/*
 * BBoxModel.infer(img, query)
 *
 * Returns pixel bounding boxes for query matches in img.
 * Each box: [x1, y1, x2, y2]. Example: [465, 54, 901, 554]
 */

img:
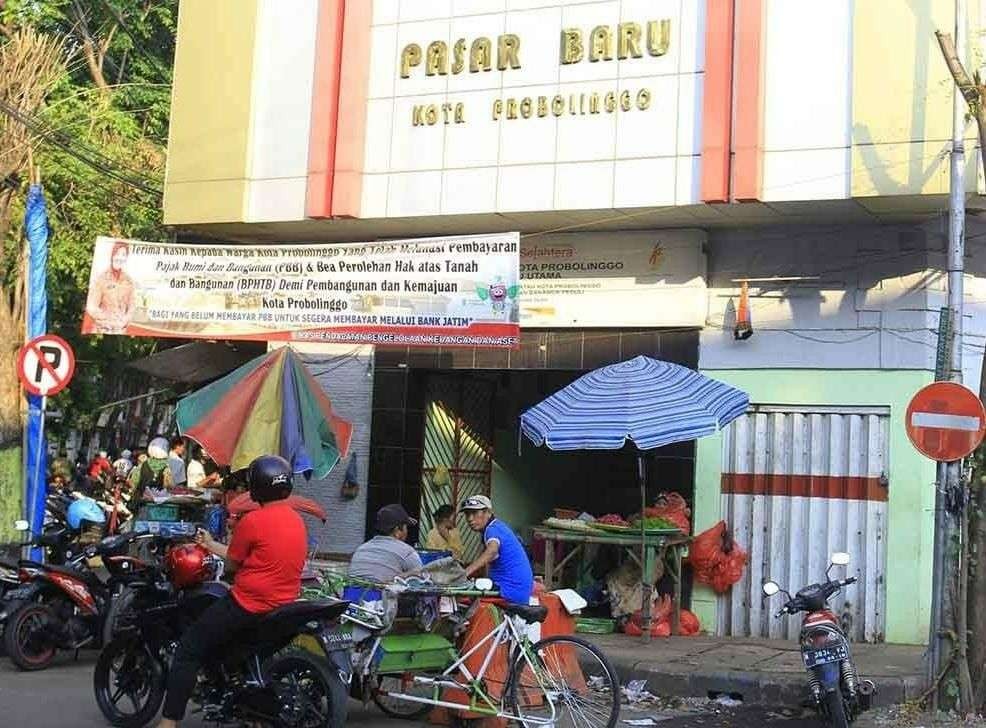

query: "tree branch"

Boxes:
[936, 31, 980, 104]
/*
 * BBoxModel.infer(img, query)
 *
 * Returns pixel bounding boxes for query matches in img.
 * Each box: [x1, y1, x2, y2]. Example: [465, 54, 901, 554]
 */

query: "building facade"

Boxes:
[164, 0, 986, 645]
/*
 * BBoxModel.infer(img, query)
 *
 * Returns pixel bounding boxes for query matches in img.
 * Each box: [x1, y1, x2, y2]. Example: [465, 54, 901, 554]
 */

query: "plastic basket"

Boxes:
[576, 617, 616, 634]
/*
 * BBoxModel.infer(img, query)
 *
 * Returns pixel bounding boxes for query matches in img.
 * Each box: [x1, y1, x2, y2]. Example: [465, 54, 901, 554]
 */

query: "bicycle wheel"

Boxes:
[508, 635, 620, 728]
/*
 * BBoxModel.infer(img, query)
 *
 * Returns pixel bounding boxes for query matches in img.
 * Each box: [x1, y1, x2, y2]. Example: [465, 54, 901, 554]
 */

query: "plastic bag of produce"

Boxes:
[646, 492, 691, 533]
[689, 521, 748, 593]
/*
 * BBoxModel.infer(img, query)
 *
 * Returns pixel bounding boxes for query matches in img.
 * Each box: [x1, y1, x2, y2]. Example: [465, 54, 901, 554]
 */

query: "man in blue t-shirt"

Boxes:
[461, 495, 533, 604]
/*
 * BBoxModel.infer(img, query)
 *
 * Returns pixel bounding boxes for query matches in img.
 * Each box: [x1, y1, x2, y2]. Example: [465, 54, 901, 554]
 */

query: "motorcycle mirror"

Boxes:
[474, 577, 494, 591]
[830, 552, 851, 567]
[13, 520, 29, 532]
[762, 581, 781, 597]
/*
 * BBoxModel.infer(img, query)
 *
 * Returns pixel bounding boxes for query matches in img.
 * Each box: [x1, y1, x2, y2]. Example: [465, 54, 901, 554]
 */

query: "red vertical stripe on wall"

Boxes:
[700, 0, 736, 203]
[330, 0, 373, 218]
[731, 0, 765, 202]
[305, 0, 347, 219]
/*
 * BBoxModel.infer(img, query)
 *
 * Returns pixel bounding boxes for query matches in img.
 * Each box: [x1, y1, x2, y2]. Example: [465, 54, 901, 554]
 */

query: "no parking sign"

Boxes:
[17, 334, 76, 397]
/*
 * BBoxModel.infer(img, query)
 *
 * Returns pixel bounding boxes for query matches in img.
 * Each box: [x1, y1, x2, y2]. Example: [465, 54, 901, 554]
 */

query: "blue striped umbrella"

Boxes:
[520, 355, 750, 451]
[520, 355, 749, 640]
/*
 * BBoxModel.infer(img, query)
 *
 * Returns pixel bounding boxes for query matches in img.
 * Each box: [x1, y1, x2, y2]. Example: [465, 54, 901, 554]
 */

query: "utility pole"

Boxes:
[929, 0, 973, 710]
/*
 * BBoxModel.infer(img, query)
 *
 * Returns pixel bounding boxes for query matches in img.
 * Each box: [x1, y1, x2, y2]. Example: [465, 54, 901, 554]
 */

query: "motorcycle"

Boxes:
[762, 552, 875, 727]
[93, 545, 351, 728]
[1, 524, 162, 671]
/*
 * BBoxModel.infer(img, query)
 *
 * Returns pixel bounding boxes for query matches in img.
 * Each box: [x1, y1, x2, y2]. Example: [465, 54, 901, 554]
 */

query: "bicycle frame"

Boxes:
[370, 615, 558, 726]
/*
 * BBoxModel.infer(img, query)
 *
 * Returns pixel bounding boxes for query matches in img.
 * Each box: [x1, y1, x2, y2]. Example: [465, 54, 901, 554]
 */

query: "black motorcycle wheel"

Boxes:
[823, 689, 850, 728]
[267, 650, 348, 728]
[102, 586, 137, 647]
[3, 601, 57, 670]
[93, 637, 166, 728]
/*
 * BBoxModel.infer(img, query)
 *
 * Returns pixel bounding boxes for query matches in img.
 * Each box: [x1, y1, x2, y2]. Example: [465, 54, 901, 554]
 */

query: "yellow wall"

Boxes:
[852, 0, 979, 197]
[163, 0, 260, 224]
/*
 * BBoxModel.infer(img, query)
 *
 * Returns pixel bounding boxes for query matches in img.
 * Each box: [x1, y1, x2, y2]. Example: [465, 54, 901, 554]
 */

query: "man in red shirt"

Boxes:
[158, 455, 307, 727]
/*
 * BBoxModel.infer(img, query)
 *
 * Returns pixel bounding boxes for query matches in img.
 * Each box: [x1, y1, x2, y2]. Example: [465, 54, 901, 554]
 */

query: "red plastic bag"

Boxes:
[622, 608, 700, 637]
[679, 609, 701, 636]
[623, 619, 671, 637]
[644, 492, 691, 533]
[689, 521, 748, 593]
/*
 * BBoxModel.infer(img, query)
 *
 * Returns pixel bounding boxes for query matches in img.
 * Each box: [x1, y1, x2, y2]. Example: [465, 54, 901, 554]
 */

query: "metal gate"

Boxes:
[718, 405, 890, 643]
[420, 374, 495, 562]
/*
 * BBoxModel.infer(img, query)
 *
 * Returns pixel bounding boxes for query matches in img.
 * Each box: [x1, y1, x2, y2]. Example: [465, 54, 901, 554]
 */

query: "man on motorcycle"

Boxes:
[157, 455, 307, 728]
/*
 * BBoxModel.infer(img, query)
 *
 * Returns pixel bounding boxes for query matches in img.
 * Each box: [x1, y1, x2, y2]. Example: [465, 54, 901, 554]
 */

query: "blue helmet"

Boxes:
[67, 498, 106, 530]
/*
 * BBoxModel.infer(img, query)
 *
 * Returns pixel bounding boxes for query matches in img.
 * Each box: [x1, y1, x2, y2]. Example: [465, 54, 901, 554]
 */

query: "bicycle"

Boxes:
[343, 588, 621, 728]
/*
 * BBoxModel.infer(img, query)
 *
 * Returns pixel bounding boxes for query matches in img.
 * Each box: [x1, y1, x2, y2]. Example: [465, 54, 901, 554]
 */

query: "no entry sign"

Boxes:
[17, 334, 76, 397]
[906, 381, 986, 461]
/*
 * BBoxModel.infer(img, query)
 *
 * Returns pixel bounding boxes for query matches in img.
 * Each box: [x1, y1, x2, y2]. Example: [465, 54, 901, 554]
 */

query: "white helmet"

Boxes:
[147, 437, 169, 459]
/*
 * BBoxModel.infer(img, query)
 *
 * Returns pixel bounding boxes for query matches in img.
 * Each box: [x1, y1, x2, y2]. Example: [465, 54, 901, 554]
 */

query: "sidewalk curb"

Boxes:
[611, 654, 924, 708]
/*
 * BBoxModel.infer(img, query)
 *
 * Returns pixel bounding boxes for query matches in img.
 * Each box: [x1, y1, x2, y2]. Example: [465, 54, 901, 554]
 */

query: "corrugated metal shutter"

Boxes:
[717, 405, 889, 643]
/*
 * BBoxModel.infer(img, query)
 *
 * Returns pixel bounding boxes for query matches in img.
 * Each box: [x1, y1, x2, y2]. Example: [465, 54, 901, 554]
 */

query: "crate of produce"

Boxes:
[576, 617, 616, 634]
[145, 504, 181, 522]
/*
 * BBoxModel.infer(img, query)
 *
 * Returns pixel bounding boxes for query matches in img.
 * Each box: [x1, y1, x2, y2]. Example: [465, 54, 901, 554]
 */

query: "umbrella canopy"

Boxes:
[176, 347, 353, 478]
[227, 493, 328, 521]
[520, 355, 749, 452]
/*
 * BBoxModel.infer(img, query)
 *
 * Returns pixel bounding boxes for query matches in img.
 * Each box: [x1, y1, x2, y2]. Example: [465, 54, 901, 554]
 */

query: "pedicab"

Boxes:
[304, 564, 622, 728]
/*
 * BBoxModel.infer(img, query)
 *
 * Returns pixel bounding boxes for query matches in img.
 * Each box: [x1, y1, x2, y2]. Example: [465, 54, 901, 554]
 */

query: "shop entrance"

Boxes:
[367, 329, 700, 574]
[420, 373, 495, 561]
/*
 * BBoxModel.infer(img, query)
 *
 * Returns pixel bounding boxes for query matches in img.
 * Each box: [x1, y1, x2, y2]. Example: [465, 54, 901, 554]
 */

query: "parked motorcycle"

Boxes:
[762, 552, 875, 728]
[1, 525, 161, 671]
[93, 543, 351, 727]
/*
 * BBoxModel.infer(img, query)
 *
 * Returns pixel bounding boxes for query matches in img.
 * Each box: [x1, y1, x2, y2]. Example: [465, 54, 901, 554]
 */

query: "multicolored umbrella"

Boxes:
[176, 347, 353, 478]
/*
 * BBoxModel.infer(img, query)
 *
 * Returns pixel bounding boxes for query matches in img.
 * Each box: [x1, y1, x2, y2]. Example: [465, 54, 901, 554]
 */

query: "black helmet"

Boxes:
[247, 455, 293, 504]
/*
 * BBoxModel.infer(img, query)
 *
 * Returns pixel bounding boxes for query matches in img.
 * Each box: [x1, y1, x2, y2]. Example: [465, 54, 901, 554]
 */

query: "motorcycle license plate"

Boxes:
[803, 644, 848, 668]
[322, 628, 354, 651]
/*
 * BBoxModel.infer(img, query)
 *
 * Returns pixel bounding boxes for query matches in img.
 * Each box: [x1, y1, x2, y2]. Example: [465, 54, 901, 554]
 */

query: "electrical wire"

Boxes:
[0, 98, 164, 190]
[0, 99, 162, 197]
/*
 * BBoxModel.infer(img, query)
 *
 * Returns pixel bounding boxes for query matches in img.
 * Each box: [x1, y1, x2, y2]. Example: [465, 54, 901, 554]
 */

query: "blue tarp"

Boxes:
[24, 184, 49, 557]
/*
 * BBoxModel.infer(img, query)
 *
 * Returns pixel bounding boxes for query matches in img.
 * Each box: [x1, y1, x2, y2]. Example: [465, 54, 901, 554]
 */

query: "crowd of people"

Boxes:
[48, 436, 247, 509]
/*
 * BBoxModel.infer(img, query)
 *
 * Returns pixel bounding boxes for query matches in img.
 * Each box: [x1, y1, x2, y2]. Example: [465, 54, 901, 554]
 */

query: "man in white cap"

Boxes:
[461, 495, 533, 604]
[113, 449, 134, 479]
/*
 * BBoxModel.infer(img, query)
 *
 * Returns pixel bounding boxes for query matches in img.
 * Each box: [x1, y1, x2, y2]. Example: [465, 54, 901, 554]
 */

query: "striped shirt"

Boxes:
[348, 536, 422, 583]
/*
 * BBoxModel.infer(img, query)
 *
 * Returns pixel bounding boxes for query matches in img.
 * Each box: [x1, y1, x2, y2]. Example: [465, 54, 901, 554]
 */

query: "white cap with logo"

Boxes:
[461, 495, 493, 511]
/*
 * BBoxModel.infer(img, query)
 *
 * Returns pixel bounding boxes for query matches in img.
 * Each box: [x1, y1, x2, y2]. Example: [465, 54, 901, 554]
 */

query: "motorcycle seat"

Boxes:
[255, 599, 350, 628]
[501, 603, 548, 624]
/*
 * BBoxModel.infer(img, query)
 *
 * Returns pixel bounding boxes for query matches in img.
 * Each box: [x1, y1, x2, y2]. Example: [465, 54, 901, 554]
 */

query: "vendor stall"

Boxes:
[533, 525, 690, 633]
[520, 356, 750, 641]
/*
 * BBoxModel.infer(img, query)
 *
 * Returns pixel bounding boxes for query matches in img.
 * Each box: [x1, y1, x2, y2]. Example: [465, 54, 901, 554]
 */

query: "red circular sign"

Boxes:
[906, 382, 986, 461]
[16, 334, 76, 397]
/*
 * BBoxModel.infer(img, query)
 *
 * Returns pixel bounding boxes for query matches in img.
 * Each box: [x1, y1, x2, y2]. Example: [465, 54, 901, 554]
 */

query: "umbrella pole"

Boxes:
[638, 452, 651, 643]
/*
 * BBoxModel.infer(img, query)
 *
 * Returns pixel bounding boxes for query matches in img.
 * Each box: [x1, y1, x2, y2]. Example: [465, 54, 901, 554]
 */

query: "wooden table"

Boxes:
[532, 526, 691, 634]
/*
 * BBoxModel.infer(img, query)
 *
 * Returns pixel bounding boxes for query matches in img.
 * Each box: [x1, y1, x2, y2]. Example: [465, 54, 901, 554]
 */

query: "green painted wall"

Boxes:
[491, 429, 564, 538]
[692, 369, 935, 645]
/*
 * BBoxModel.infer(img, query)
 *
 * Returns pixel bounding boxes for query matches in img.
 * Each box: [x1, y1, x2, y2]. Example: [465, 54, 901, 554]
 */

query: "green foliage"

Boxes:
[0, 444, 21, 543]
[2, 0, 177, 437]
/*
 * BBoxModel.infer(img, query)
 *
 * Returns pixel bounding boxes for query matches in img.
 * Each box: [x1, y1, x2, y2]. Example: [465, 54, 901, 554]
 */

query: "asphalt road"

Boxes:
[0, 653, 879, 728]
